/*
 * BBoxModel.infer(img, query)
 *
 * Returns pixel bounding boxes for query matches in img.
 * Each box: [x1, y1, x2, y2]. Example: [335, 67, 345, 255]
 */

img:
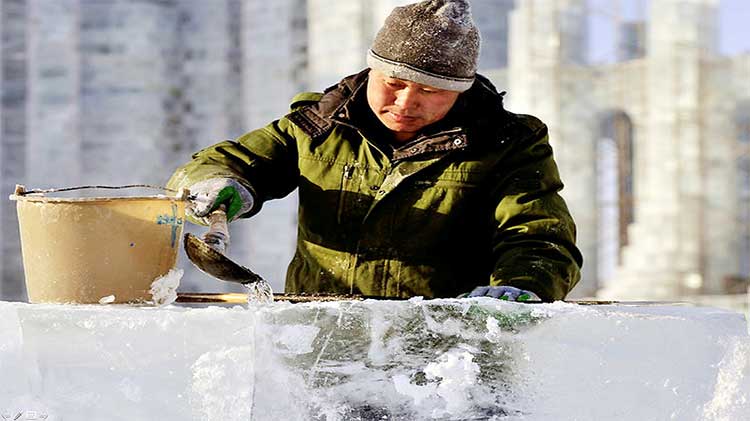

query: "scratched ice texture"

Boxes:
[0, 298, 748, 420]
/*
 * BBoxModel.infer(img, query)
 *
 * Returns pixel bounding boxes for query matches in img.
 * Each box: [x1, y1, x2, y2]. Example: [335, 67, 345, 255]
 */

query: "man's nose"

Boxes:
[394, 87, 419, 110]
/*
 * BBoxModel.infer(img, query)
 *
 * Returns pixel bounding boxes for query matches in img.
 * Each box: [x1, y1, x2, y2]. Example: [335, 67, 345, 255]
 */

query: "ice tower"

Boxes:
[600, 0, 720, 299]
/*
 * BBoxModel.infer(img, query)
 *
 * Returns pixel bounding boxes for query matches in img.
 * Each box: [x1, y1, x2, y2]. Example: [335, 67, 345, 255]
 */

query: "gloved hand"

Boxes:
[187, 178, 254, 222]
[461, 286, 539, 302]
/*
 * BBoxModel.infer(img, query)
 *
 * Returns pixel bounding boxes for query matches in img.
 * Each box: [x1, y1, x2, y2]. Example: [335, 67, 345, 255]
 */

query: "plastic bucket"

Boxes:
[10, 185, 188, 304]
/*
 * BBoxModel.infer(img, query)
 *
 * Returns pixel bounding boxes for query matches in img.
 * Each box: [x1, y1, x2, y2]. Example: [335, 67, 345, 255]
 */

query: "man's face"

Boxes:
[366, 69, 460, 143]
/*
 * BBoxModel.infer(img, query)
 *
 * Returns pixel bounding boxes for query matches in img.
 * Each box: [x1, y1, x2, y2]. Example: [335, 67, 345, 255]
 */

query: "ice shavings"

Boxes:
[393, 373, 436, 406]
[98, 295, 115, 304]
[271, 324, 320, 355]
[244, 280, 273, 304]
[393, 344, 482, 416]
[702, 336, 750, 420]
[424, 345, 481, 415]
[149, 268, 183, 306]
[485, 315, 504, 342]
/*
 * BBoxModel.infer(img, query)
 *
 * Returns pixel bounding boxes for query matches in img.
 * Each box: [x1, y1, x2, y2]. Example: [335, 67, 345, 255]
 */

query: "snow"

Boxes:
[244, 280, 274, 304]
[436, 0, 474, 28]
[149, 268, 183, 306]
[0, 298, 748, 420]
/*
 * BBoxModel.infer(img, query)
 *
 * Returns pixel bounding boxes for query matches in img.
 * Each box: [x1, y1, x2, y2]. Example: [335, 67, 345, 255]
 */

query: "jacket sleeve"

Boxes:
[166, 116, 302, 223]
[489, 116, 583, 302]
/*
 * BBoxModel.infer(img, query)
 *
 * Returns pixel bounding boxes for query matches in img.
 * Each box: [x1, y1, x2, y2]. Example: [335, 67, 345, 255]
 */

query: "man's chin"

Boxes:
[382, 120, 420, 134]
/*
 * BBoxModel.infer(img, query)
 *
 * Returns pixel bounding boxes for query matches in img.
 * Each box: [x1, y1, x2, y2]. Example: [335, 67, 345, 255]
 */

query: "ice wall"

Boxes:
[0, 299, 748, 420]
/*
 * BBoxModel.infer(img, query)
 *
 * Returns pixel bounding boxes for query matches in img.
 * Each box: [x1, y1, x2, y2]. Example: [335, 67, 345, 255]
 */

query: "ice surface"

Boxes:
[0, 299, 748, 420]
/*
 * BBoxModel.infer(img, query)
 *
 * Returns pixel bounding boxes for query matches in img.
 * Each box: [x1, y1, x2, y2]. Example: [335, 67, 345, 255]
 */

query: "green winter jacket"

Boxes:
[168, 70, 582, 301]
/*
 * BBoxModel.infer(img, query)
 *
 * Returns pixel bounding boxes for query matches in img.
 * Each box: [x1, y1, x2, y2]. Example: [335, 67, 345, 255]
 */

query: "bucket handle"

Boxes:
[13, 184, 189, 199]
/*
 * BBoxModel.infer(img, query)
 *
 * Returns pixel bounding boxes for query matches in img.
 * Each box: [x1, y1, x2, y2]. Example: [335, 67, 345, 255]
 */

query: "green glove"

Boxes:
[188, 178, 254, 222]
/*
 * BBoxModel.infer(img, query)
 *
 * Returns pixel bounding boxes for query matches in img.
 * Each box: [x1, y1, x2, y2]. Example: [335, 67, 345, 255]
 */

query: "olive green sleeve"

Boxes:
[489, 117, 583, 302]
[166, 116, 302, 222]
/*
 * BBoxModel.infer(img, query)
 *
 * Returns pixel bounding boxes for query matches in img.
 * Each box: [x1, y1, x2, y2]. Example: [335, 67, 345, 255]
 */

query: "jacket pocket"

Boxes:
[393, 176, 485, 260]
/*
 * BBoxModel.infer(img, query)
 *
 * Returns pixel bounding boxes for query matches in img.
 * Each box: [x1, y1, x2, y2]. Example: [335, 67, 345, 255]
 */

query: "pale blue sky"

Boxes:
[719, 0, 750, 55]
[587, 0, 749, 63]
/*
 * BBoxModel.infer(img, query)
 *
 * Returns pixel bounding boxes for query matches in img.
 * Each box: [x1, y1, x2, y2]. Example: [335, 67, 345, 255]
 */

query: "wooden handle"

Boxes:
[202, 205, 230, 253]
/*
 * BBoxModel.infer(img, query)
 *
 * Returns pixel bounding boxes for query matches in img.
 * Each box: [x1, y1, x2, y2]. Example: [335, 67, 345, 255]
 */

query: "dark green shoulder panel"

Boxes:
[513, 113, 546, 133]
[290, 92, 324, 111]
[499, 112, 548, 144]
[287, 91, 334, 139]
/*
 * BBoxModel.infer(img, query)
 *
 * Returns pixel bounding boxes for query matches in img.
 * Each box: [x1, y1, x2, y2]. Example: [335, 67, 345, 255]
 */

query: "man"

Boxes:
[168, 0, 583, 302]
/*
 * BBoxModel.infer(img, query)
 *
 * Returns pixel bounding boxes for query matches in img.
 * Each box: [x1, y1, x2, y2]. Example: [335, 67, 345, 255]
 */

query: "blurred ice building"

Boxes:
[503, 0, 750, 310]
[0, 0, 748, 312]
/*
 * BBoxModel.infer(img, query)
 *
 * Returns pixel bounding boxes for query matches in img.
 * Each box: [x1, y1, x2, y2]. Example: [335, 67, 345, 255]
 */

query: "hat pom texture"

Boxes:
[367, 0, 481, 92]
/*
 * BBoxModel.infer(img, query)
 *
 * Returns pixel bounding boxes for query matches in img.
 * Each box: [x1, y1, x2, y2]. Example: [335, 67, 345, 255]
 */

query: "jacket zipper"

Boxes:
[343, 164, 355, 180]
[337, 164, 355, 223]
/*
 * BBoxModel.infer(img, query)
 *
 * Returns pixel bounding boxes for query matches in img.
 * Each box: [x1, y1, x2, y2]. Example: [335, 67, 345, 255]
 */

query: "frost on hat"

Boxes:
[367, 0, 480, 92]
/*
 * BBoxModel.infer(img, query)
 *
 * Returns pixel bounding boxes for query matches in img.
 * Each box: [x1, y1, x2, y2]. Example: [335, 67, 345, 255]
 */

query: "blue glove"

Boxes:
[464, 286, 539, 302]
[188, 178, 254, 222]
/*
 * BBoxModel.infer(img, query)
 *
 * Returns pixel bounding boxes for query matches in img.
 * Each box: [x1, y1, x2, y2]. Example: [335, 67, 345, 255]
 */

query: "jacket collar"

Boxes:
[291, 69, 508, 159]
[316, 69, 369, 123]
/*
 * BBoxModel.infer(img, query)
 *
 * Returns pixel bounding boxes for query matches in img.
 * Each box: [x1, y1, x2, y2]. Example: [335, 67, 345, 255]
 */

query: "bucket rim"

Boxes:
[11, 195, 188, 203]
[10, 184, 190, 203]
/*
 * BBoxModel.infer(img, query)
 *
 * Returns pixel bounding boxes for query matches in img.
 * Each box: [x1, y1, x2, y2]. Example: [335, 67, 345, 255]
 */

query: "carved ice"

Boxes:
[0, 299, 747, 420]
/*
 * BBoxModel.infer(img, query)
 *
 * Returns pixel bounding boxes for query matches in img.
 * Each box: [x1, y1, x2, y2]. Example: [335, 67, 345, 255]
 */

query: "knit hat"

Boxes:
[367, 0, 480, 92]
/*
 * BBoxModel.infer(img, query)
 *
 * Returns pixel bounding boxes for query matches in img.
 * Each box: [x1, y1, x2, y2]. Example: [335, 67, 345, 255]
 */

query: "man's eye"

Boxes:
[385, 80, 404, 88]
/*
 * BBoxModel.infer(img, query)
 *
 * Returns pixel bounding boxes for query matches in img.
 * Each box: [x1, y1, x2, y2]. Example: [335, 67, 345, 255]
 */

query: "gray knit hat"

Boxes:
[367, 0, 480, 92]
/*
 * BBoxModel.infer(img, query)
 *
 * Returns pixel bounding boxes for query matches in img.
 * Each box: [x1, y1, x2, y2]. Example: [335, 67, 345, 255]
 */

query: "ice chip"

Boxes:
[98, 295, 116, 304]
[424, 346, 480, 415]
[393, 373, 437, 406]
[149, 268, 183, 306]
